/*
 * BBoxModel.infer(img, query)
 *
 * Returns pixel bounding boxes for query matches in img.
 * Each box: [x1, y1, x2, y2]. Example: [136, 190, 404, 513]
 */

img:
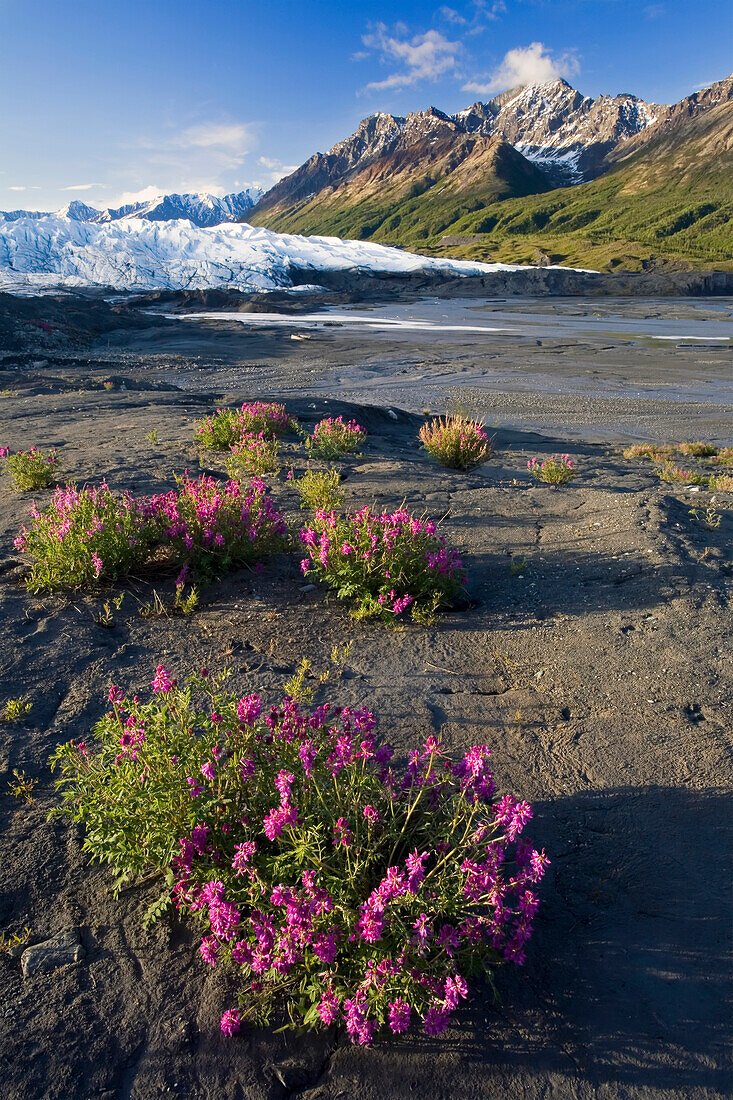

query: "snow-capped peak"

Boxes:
[0, 189, 264, 228]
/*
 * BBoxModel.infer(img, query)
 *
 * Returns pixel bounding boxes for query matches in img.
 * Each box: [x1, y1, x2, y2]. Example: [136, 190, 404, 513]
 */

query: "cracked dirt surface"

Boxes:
[0, 365, 731, 1099]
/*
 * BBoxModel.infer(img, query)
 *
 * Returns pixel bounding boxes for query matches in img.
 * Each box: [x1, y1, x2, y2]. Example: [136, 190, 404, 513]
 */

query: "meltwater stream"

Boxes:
[172, 296, 733, 344]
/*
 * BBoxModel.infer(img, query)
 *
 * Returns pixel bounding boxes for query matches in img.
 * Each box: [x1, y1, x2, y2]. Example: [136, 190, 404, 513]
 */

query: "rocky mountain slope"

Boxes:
[0, 189, 263, 229]
[252, 124, 552, 246]
[250, 75, 733, 271]
[253, 78, 669, 226]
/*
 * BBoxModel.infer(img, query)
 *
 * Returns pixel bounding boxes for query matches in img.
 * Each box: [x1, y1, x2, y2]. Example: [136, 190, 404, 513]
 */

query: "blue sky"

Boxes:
[1, 0, 729, 210]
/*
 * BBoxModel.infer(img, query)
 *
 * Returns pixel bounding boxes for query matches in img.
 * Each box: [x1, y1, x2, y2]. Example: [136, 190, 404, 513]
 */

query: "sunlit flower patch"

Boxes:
[1, 446, 60, 491]
[15, 475, 288, 591]
[305, 416, 366, 460]
[146, 473, 288, 583]
[527, 454, 577, 486]
[299, 505, 466, 622]
[195, 402, 293, 450]
[51, 668, 548, 1044]
[225, 433, 280, 479]
[15, 482, 157, 591]
[419, 415, 494, 471]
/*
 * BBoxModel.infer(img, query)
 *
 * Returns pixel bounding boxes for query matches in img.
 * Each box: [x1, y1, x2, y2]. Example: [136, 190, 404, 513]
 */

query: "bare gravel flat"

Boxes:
[0, 299, 730, 1100]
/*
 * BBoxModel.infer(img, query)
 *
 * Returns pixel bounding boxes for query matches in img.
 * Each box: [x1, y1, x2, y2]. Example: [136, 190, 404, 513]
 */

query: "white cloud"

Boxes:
[169, 123, 255, 157]
[61, 183, 98, 192]
[128, 119, 258, 194]
[439, 6, 467, 24]
[258, 156, 298, 184]
[109, 185, 165, 207]
[360, 23, 462, 93]
[462, 41, 580, 95]
[439, 1, 505, 34]
[8, 185, 26, 191]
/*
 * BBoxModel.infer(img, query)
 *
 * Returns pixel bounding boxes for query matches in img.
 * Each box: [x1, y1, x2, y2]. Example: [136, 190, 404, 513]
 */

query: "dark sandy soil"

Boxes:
[0, 298, 731, 1100]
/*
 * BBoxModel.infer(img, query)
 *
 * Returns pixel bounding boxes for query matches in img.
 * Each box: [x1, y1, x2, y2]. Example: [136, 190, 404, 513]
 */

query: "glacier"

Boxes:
[0, 215, 575, 294]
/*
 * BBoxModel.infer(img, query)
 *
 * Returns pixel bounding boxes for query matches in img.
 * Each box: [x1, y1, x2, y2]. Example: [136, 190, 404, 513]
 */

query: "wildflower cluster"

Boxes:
[527, 454, 577, 486]
[50, 668, 548, 1045]
[676, 441, 718, 458]
[15, 475, 287, 592]
[1, 447, 59, 491]
[195, 402, 292, 450]
[623, 442, 730, 465]
[225, 434, 280, 479]
[710, 448, 733, 468]
[14, 482, 158, 591]
[419, 416, 494, 472]
[299, 506, 465, 622]
[146, 474, 288, 584]
[622, 443, 675, 461]
[305, 417, 366, 460]
[655, 462, 706, 486]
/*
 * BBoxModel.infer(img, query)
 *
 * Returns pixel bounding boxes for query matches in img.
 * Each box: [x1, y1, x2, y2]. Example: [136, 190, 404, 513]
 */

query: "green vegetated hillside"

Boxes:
[252, 101, 733, 272]
[252, 132, 551, 245]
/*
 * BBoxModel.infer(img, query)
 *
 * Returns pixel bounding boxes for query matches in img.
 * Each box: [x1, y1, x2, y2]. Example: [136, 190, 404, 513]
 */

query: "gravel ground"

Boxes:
[0, 298, 731, 1100]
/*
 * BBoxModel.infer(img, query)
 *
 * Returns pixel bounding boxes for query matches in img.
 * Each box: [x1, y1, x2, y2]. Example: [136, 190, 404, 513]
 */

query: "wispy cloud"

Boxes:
[463, 41, 580, 96]
[439, 1, 506, 34]
[257, 156, 298, 185]
[438, 5, 467, 24]
[359, 22, 462, 93]
[103, 119, 261, 203]
[108, 185, 166, 208]
[61, 183, 99, 192]
[8, 186, 26, 192]
[643, 3, 665, 17]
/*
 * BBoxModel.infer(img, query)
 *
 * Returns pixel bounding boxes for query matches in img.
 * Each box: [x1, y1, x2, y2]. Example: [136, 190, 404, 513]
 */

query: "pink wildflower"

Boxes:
[220, 1009, 241, 1037]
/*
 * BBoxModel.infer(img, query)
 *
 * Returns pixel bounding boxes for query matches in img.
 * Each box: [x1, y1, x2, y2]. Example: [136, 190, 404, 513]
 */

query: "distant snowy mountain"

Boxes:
[0, 215, 563, 293]
[0, 189, 263, 228]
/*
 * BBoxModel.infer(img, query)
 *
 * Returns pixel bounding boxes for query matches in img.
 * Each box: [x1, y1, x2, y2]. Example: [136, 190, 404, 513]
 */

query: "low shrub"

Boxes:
[2, 698, 31, 722]
[15, 482, 157, 592]
[676, 441, 718, 457]
[527, 454, 577, 486]
[294, 469, 344, 513]
[708, 473, 733, 492]
[305, 417, 366, 460]
[50, 667, 548, 1043]
[195, 403, 292, 450]
[622, 443, 674, 461]
[225, 433, 280, 479]
[2, 446, 60, 491]
[710, 447, 733, 468]
[299, 506, 466, 622]
[420, 415, 494, 471]
[655, 462, 706, 486]
[146, 474, 288, 584]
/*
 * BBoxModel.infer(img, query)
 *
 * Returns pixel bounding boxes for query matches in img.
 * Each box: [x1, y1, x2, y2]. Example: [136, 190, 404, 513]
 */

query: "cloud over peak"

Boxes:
[463, 41, 580, 96]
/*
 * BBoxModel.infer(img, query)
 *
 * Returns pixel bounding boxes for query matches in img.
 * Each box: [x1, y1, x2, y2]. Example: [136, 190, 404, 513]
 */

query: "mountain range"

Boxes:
[0, 189, 263, 229]
[249, 75, 733, 272]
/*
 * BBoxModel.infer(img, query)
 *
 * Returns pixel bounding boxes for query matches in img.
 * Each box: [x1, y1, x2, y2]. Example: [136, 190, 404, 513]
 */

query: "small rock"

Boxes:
[299, 584, 316, 592]
[21, 930, 85, 978]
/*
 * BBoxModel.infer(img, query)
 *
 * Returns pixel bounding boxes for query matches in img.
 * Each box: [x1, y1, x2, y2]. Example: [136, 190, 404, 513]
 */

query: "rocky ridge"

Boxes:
[253, 74, 733, 217]
[0, 189, 264, 229]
